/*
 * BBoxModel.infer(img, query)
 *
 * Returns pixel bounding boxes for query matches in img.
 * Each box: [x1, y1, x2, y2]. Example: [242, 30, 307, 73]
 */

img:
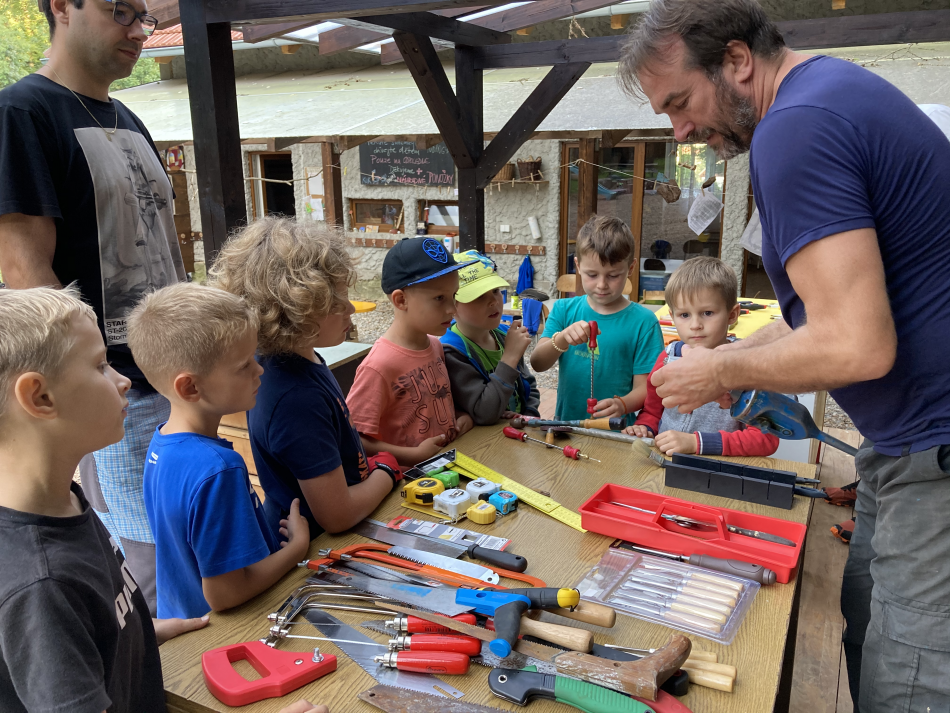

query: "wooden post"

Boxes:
[179, 0, 246, 266]
[629, 142, 645, 300]
[455, 45, 484, 252]
[576, 137, 599, 291]
[321, 142, 345, 228]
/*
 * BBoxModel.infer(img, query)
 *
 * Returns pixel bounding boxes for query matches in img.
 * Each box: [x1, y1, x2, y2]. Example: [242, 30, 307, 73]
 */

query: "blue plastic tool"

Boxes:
[730, 390, 858, 456]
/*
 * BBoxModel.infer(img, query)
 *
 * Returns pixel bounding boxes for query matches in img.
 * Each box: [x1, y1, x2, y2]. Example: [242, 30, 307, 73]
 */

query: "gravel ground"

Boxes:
[823, 394, 856, 431]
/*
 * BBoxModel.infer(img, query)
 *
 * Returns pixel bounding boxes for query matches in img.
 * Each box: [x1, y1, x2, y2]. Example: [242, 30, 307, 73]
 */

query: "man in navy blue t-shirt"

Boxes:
[620, 1, 950, 710]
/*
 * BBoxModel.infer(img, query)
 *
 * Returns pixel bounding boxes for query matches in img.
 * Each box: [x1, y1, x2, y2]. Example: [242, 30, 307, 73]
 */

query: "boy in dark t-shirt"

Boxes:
[0, 286, 166, 713]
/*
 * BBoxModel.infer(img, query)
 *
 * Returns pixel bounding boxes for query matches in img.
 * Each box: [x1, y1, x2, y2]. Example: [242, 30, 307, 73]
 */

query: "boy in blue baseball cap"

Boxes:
[441, 251, 540, 425]
[347, 238, 478, 465]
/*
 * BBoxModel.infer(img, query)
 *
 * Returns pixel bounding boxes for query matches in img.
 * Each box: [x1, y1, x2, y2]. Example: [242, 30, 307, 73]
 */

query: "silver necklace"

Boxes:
[47, 67, 118, 141]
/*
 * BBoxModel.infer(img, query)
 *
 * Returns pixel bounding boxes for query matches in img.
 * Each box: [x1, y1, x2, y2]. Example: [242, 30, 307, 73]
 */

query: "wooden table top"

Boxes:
[161, 424, 817, 713]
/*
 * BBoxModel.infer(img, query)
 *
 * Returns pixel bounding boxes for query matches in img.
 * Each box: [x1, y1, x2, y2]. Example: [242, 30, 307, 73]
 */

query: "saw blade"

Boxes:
[387, 545, 499, 584]
[362, 620, 398, 637]
[314, 567, 472, 616]
[474, 641, 558, 674]
[303, 609, 463, 699]
[358, 684, 506, 713]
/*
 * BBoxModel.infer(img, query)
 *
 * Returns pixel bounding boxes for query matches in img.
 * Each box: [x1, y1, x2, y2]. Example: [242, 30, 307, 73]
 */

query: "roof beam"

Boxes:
[242, 20, 319, 42]
[777, 9, 950, 49]
[392, 31, 477, 168]
[475, 60, 590, 188]
[473, 35, 624, 68]
[206, 0, 510, 25]
[318, 6, 487, 55]
[152, 0, 181, 29]
[341, 12, 511, 46]
[473, 0, 619, 32]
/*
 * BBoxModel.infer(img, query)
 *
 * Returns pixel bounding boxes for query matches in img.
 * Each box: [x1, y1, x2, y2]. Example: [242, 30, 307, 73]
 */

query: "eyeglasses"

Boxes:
[105, 0, 158, 36]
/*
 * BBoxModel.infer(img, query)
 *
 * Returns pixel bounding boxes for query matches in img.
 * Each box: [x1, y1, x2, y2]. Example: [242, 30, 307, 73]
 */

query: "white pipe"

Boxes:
[568, 1, 651, 19]
[137, 37, 305, 58]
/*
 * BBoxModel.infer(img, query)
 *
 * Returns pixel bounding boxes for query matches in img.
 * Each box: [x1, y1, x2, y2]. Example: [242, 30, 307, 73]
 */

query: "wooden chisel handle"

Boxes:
[688, 571, 745, 592]
[519, 616, 593, 652]
[663, 610, 722, 633]
[682, 659, 736, 678]
[685, 650, 718, 663]
[681, 584, 737, 607]
[681, 666, 735, 693]
[674, 592, 733, 615]
[525, 601, 617, 628]
[667, 601, 728, 625]
[681, 578, 740, 600]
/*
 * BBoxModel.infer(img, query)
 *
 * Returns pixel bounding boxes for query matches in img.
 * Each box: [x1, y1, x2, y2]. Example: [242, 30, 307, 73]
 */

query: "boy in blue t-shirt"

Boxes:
[532, 215, 664, 422]
[128, 283, 310, 620]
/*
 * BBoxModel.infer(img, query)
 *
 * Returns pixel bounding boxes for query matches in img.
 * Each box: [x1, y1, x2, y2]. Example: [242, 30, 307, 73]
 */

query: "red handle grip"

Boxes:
[562, 445, 581, 460]
[503, 426, 527, 442]
[587, 397, 598, 415]
[407, 634, 482, 656]
[403, 614, 477, 634]
[589, 320, 599, 349]
[394, 651, 470, 675]
[201, 641, 337, 707]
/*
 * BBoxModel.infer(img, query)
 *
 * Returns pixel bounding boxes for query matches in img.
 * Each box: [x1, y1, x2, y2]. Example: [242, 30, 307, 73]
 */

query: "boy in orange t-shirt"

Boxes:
[347, 238, 478, 465]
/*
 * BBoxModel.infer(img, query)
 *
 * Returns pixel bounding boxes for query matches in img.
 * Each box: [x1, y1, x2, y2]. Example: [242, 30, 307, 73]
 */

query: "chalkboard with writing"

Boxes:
[359, 141, 455, 186]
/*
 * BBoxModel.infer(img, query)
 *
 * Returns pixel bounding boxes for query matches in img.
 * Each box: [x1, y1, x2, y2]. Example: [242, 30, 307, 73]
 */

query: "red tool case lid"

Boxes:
[579, 484, 806, 583]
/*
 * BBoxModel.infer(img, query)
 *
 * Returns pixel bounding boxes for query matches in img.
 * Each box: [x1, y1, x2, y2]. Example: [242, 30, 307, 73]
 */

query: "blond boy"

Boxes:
[532, 215, 664, 421]
[0, 286, 209, 713]
[128, 283, 309, 620]
[625, 257, 778, 457]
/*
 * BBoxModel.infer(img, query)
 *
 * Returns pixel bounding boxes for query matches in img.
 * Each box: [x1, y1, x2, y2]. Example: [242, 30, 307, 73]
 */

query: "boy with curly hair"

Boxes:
[211, 217, 402, 538]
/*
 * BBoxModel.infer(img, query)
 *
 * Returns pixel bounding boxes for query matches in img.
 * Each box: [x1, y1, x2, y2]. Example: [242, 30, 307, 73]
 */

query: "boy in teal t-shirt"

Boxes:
[533, 216, 664, 422]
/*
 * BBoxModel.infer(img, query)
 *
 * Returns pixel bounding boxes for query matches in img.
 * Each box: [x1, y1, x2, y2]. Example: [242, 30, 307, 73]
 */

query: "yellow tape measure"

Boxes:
[451, 452, 586, 533]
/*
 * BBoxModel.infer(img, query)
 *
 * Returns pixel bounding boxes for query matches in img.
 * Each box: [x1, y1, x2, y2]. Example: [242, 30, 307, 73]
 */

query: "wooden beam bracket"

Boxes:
[393, 32, 478, 168]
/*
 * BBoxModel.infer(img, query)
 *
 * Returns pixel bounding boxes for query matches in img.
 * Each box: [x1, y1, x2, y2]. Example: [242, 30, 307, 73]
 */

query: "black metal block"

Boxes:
[707, 472, 745, 500]
[664, 464, 711, 494]
[744, 465, 796, 486]
[718, 461, 745, 476]
[671, 454, 720, 471]
[741, 476, 772, 506]
[766, 480, 795, 509]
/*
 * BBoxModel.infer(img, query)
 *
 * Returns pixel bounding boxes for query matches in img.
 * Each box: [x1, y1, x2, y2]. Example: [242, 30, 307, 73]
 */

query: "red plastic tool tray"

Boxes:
[579, 484, 807, 583]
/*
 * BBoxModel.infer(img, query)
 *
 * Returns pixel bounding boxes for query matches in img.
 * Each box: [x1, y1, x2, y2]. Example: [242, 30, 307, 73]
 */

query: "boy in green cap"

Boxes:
[441, 251, 540, 425]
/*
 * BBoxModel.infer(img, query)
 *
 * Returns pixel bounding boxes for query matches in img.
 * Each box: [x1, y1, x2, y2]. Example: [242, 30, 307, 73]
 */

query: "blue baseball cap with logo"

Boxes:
[381, 237, 478, 293]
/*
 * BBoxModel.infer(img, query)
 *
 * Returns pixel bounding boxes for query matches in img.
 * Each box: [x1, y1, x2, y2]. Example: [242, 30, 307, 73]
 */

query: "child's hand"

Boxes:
[415, 433, 448, 461]
[501, 411, 519, 420]
[456, 413, 474, 436]
[277, 701, 329, 713]
[502, 323, 533, 364]
[559, 320, 592, 347]
[624, 424, 654, 438]
[152, 614, 210, 645]
[590, 397, 625, 419]
[279, 499, 310, 555]
[654, 430, 698, 456]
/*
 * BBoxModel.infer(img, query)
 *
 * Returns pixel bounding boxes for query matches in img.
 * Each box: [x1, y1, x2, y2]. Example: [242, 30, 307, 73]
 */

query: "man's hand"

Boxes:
[501, 411, 519, 420]
[501, 323, 533, 367]
[278, 499, 310, 556]
[152, 614, 210, 646]
[654, 430, 698, 456]
[456, 413, 474, 436]
[277, 701, 329, 713]
[651, 346, 726, 413]
[591, 397, 624, 419]
[624, 424, 654, 438]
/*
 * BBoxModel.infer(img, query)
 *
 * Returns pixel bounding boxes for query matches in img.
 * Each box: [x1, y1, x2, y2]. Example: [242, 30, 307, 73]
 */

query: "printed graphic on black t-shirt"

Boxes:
[75, 128, 181, 345]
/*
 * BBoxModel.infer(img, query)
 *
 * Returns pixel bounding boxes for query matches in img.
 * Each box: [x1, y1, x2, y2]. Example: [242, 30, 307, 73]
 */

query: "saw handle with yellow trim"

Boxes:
[525, 602, 617, 628]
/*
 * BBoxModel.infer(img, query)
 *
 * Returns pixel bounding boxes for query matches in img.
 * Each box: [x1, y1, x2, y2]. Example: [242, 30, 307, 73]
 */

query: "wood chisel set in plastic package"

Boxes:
[574, 547, 760, 644]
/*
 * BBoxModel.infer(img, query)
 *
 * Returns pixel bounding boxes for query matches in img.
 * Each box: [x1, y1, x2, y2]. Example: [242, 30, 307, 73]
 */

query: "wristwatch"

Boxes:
[374, 462, 399, 487]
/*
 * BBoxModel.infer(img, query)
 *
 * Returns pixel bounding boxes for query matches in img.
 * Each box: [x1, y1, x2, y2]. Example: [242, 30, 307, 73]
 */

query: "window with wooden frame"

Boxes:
[349, 198, 404, 232]
[418, 200, 459, 235]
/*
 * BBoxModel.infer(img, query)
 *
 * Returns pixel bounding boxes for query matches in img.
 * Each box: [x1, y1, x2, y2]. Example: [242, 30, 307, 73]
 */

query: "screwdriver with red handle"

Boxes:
[388, 633, 482, 656]
[503, 426, 601, 463]
[385, 613, 476, 634]
[587, 320, 600, 415]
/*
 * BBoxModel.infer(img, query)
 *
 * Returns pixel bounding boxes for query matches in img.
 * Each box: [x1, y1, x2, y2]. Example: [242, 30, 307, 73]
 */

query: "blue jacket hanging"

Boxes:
[516, 255, 534, 295]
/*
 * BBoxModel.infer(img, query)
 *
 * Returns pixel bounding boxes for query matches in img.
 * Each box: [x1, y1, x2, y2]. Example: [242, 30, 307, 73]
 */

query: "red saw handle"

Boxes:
[588, 321, 599, 350]
[400, 614, 478, 634]
[392, 651, 470, 675]
[202, 641, 336, 707]
[403, 634, 482, 656]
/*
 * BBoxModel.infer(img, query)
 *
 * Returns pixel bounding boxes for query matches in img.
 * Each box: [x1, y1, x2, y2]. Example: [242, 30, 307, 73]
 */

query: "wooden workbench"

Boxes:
[160, 424, 817, 713]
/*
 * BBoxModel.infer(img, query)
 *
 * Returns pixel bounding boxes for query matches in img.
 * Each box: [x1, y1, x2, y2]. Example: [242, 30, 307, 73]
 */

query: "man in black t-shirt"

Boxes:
[0, 0, 185, 614]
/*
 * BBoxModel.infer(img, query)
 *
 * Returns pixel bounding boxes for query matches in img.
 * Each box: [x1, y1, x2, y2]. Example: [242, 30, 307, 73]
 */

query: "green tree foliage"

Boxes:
[0, 0, 160, 91]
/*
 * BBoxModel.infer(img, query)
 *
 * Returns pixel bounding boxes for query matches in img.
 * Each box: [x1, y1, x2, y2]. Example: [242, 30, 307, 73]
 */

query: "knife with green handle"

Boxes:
[489, 667, 656, 713]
